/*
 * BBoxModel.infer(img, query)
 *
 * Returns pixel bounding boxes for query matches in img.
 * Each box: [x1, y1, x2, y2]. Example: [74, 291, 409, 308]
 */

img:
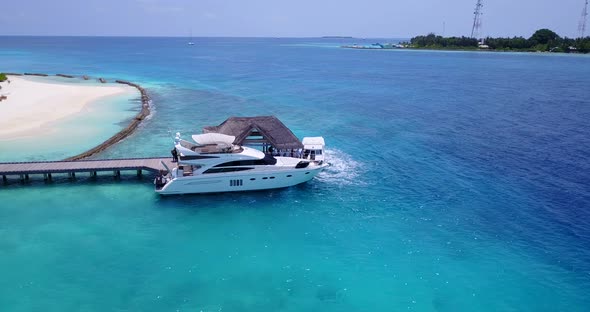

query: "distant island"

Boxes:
[322, 36, 354, 39]
[406, 29, 590, 54]
[339, 29, 590, 54]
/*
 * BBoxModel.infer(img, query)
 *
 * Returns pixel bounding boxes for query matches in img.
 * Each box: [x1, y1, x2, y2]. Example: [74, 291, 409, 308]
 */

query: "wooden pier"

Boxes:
[0, 157, 175, 182]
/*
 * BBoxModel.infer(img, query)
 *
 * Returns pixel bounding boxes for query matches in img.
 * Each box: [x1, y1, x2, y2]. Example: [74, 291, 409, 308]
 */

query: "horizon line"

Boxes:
[0, 34, 412, 39]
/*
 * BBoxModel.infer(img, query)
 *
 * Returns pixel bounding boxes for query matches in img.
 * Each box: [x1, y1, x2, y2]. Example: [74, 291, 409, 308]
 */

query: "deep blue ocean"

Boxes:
[0, 37, 589, 311]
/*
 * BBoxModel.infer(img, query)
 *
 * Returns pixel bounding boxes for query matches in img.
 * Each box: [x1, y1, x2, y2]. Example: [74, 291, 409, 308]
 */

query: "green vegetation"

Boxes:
[0, 73, 7, 82]
[408, 35, 479, 50]
[408, 29, 590, 53]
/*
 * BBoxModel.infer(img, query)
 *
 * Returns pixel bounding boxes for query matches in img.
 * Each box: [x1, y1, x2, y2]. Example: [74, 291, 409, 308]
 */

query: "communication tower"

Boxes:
[471, 0, 484, 39]
[579, 0, 589, 38]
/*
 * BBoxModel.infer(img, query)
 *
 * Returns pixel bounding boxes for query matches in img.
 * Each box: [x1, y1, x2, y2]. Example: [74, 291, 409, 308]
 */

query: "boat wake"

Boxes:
[316, 148, 365, 186]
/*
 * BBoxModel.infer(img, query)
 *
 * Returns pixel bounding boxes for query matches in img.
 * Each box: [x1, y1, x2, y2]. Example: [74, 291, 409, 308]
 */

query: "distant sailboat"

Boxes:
[188, 29, 195, 45]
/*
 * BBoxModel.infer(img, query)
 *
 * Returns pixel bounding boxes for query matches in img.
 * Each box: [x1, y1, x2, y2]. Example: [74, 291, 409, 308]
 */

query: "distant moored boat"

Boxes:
[188, 29, 195, 45]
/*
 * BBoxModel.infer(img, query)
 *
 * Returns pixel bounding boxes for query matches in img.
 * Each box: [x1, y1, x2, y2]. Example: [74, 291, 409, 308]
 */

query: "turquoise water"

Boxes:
[1, 37, 589, 311]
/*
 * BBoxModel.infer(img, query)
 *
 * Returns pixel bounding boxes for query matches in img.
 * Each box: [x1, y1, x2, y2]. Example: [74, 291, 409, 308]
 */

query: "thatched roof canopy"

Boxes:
[203, 116, 303, 150]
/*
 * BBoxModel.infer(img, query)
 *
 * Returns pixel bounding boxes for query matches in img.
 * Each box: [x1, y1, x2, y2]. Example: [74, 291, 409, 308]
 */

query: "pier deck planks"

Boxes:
[0, 157, 174, 176]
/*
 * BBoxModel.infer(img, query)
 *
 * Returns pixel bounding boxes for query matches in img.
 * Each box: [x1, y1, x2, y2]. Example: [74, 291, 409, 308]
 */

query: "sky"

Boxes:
[0, 0, 586, 38]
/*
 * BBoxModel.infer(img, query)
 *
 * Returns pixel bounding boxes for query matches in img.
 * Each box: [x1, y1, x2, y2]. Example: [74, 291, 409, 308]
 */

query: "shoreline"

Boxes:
[64, 79, 151, 161]
[340, 45, 590, 56]
[0, 73, 151, 161]
[0, 76, 135, 139]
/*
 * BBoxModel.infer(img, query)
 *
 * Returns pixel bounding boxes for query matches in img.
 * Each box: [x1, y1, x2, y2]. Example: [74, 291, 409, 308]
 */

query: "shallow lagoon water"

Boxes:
[0, 76, 139, 162]
[0, 37, 589, 311]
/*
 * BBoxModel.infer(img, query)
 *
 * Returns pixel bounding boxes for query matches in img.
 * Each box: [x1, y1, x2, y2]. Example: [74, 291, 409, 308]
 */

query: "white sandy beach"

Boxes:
[0, 76, 135, 140]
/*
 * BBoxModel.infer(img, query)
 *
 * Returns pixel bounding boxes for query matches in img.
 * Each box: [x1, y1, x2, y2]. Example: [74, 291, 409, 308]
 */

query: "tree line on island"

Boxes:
[407, 29, 590, 53]
[0, 73, 8, 101]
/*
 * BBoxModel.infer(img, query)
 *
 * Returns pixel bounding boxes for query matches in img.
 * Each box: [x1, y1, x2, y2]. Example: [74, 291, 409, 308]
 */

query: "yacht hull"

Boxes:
[156, 164, 326, 195]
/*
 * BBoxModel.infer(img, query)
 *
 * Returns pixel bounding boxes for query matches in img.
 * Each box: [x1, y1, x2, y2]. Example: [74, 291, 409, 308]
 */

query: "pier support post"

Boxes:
[44, 173, 52, 183]
[2, 175, 6, 183]
[68, 172, 76, 179]
[90, 171, 97, 178]
[20, 174, 25, 182]
[114, 170, 121, 178]
[25, 174, 29, 181]
[137, 170, 142, 177]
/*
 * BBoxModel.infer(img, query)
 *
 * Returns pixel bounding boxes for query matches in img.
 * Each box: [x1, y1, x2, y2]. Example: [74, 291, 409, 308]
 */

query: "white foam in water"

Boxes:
[144, 99, 155, 121]
[316, 148, 365, 186]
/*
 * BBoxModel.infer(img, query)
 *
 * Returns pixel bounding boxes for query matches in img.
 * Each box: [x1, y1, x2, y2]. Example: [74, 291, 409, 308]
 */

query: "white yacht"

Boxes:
[155, 118, 328, 195]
